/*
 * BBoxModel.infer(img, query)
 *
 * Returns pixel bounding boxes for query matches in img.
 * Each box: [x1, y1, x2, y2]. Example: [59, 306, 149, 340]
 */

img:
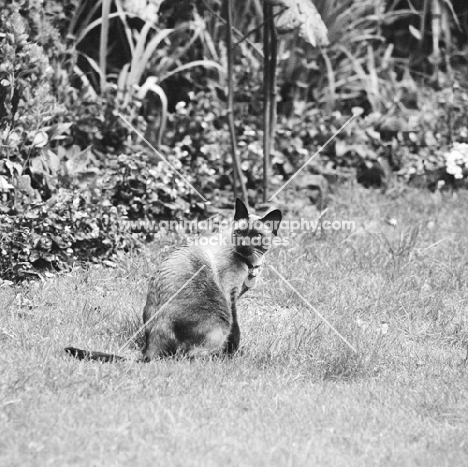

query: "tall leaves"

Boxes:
[262, 0, 328, 200]
[272, 0, 329, 47]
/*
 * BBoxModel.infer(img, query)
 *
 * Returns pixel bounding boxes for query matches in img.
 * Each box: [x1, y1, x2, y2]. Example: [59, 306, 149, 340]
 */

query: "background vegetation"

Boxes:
[1, 3, 468, 465]
[1, 0, 468, 281]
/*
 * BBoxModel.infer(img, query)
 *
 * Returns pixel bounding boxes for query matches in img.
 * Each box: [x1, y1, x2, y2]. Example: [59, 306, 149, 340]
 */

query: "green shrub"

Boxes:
[0, 5, 201, 280]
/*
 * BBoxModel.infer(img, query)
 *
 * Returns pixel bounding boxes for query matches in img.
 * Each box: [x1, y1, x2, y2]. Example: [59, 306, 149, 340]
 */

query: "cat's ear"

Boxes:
[234, 198, 249, 221]
[261, 209, 282, 236]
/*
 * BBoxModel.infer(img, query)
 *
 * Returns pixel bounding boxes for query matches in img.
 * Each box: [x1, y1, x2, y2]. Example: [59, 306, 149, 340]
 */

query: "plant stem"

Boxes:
[234, 7, 286, 49]
[226, 0, 248, 203]
[431, 0, 441, 83]
[202, 0, 263, 59]
[99, 0, 111, 93]
[262, 0, 272, 203]
[268, 8, 277, 174]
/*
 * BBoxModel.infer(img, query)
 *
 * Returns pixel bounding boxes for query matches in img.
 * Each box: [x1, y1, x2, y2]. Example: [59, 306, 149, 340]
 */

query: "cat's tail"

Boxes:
[64, 347, 126, 363]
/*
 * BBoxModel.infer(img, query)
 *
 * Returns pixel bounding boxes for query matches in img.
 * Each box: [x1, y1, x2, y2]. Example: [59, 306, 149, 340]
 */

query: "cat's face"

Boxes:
[232, 198, 282, 259]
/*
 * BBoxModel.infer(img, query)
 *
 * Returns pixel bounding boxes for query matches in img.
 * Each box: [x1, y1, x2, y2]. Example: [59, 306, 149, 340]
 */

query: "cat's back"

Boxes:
[162, 230, 232, 278]
[144, 243, 221, 310]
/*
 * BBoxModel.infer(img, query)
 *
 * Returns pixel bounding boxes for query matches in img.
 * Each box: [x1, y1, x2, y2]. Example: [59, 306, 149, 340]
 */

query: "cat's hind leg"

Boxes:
[225, 320, 240, 354]
[225, 298, 240, 354]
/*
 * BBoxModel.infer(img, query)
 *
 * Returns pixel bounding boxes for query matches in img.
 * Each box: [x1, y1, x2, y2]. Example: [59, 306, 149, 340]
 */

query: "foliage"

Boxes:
[273, 0, 329, 47]
[72, 0, 224, 147]
[2, 0, 468, 282]
[0, 192, 131, 280]
[0, 8, 66, 164]
[0, 135, 210, 280]
[272, 77, 468, 190]
[276, 0, 468, 113]
[444, 143, 468, 179]
[0, 5, 202, 280]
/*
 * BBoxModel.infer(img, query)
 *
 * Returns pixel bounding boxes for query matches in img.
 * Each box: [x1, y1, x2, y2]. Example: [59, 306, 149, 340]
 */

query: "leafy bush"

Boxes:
[3, 0, 468, 283]
[0, 139, 208, 280]
[0, 8, 66, 164]
[0, 192, 130, 280]
[0, 5, 210, 280]
[271, 77, 468, 191]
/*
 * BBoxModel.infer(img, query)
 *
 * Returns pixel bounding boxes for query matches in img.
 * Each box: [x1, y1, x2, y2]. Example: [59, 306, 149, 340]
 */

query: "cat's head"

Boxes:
[232, 198, 282, 261]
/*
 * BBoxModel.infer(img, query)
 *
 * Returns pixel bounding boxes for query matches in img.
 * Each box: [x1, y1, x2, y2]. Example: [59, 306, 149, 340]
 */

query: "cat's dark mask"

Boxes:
[233, 198, 282, 236]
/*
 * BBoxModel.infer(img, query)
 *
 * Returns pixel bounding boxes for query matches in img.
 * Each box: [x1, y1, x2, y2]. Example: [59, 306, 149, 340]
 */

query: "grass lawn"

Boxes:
[1, 185, 467, 467]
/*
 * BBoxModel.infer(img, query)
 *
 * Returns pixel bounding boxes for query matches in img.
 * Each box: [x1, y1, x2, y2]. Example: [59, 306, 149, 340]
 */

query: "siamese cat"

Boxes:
[65, 199, 282, 362]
